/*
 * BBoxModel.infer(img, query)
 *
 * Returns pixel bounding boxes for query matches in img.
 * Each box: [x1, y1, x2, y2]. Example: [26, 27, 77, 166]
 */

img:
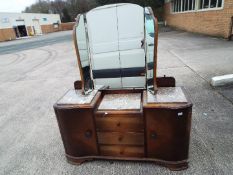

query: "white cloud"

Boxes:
[0, 0, 36, 13]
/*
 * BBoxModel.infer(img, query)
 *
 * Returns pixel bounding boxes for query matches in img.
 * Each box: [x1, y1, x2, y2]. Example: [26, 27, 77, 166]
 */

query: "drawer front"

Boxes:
[95, 114, 144, 132]
[100, 145, 144, 157]
[97, 132, 144, 145]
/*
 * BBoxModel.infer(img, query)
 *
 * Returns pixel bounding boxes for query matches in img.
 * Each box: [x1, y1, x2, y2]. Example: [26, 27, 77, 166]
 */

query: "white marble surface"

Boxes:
[57, 89, 98, 105]
[98, 93, 141, 110]
[147, 87, 188, 103]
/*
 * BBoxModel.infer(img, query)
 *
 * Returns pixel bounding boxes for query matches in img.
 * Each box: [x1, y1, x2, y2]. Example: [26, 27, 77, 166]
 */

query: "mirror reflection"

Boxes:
[74, 6, 158, 94]
[145, 9, 155, 92]
[75, 14, 93, 94]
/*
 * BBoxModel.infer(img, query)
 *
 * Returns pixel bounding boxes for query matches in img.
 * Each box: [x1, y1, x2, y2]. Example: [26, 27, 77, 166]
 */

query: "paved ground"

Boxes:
[0, 31, 72, 55]
[0, 30, 233, 175]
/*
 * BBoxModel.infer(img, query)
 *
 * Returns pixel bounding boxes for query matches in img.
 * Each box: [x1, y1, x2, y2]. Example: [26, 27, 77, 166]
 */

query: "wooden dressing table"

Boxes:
[54, 87, 192, 170]
[54, 3, 192, 171]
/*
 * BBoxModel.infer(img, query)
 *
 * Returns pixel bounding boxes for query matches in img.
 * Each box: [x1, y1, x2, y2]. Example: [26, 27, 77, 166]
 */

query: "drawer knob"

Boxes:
[150, 132, 157, 140]
[118, 136, 123, 142]
[85, 130, 92, 138]
[116, 122, 121, 127]
[103, 112, 108, 117]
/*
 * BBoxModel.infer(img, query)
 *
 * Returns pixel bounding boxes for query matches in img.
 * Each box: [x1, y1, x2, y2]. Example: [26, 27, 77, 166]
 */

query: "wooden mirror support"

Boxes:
[148, 7, 159, 93]
[73, 14, 94, 94]
[73, 15, 85, 92]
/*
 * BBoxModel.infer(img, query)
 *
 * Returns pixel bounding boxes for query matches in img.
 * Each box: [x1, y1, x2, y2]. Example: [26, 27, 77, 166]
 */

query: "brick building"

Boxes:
[0, 12, 61, 42]
[164, 0, 233, 39]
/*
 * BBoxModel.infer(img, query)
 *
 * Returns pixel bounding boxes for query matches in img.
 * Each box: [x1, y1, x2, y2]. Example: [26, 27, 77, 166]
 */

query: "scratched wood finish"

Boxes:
[145, 107, 192, 161]
[99, 145, 144, 157]
[97, 132, 144, 146]
[54, 107, 98, 157]
[95, 113, 144, 132]
[54, 87, 192, 171]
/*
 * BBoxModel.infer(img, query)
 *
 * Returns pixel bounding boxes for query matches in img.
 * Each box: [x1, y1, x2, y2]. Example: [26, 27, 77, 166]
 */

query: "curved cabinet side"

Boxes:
[54, 106, 98, 157]
[145, 106, 192, 161]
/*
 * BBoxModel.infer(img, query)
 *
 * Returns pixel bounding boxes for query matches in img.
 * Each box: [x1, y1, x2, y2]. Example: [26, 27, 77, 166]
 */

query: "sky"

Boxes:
[0, 0, 36, 13]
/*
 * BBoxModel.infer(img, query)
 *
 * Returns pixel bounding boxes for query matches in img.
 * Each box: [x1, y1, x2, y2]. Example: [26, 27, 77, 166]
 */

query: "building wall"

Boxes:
[27, 26, 33, 35]
[0, 12, 61, 29]
[60, 22, 75, 31]
[0, 28, 16, 41]
[0, 13, 78, 42]
[164, 0, 233, 38]
[41, 24, 60, 33]
[0, 12, 61, 41]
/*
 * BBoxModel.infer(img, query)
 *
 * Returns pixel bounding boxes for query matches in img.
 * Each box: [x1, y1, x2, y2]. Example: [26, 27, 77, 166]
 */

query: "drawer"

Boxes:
[97, 132, 144, 145]
[95, 113, 144, 132]
[99, 145, 144, 157]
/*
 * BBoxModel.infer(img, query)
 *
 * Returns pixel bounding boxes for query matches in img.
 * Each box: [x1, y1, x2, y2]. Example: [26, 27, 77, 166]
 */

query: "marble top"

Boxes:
[57, 89, 98, 105]
[147, 87, 188, 103]
[98, 93, 141, 110]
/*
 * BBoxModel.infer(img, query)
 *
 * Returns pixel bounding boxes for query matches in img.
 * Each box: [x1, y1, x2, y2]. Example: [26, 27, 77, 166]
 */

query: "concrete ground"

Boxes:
[0, 30, 233, 175]
[0, 31, 72, 55]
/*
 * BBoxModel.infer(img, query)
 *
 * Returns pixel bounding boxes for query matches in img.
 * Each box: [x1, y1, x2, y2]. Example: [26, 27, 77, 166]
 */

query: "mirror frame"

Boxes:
[73, 6, 158, 94]
[147, 7, 158, 93]
[73, 14, 93, 94]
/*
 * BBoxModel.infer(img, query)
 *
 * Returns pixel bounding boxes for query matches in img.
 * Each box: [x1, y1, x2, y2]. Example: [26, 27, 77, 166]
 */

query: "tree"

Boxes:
[24, 0, 50, 13]
[23, 0, 165, 22]
[96, 0, 164, 20]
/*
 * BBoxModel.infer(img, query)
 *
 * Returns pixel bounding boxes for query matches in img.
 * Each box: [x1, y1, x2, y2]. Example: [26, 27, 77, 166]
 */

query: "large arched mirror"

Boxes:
[73, 5, 158, 94]
[73, 14, 94, 94]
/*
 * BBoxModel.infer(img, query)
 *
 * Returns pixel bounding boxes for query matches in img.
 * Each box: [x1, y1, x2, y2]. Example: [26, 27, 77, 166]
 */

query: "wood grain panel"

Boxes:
[100, 145, 144, 157]
[0, 28, 16, 42]
[54, 106, 98, 157]
[95, 114, 143, 132]
[97, 132, 144, 145]
[145, 107, 192, 161]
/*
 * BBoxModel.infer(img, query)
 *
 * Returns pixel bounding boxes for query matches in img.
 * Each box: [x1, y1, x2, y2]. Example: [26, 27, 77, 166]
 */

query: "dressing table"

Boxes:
[54, 3, 192, 171]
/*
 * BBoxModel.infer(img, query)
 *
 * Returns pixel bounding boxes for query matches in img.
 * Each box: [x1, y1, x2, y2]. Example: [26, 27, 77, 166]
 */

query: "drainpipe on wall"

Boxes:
[228, 16, 233, 41]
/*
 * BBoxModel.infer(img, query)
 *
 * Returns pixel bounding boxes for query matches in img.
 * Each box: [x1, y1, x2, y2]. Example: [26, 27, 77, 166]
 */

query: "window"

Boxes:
[172, 0, 223, 13]
[199, 0, 222, 9]
[173, 0, 196, 13]
[43, 18, 47, 21]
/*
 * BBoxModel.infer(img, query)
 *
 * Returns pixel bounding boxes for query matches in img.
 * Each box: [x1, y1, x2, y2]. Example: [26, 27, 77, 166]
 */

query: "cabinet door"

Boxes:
[145, 107, 192, 161]
[55, 107, 98, 157]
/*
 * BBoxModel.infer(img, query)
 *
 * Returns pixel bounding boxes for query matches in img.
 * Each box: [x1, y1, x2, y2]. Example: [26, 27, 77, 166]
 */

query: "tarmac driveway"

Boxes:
[0, 30, 232, 175]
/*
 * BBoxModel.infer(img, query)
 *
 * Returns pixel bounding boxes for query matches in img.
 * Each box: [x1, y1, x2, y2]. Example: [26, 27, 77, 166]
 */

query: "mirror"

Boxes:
[73, 14, 94, 94]
[145, 7, 158, 94]
[85, 4, 146, 89]
[73, 6, 158, 93]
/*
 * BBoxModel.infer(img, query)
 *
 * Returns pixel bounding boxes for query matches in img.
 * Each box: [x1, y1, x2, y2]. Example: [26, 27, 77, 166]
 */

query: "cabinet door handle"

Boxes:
[119, 149, 124, 155]
[118, 136, 123, 142]
[85, 130, 92, 138]
[103, 112, 108, 117]
[150, 132, 157, 140]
